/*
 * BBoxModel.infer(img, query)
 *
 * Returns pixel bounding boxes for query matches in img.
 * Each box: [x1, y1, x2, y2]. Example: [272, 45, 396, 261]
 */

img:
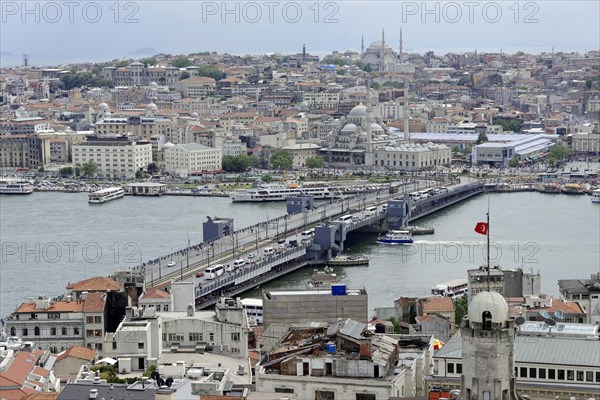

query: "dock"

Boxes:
[328, 254, 369, 267]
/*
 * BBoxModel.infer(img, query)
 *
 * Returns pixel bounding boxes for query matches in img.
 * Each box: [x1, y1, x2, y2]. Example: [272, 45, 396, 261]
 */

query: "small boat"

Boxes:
[328, 254, 369, 266]
[167, 260, 176, 267]
[377, 230, 413, 244]
[88, 187, 125, 204]
[0, 179, 34, 194]
[538, 184, 561, 193]
[592, 189, 600, 203]
[307, 268, 338, 288]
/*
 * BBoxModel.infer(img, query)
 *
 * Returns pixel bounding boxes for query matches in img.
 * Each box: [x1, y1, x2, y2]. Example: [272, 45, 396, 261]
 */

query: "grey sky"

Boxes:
[1, 1, 599, 66]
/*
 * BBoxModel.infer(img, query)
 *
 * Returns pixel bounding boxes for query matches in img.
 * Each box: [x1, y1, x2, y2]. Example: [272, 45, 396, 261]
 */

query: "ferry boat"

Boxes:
[240, 298, 263, 325]
[229, 183, 334, 202]
[561, 183, 584, 194]
[538, 183, 561, 194]
[88, 187, 125, 204]
[0, 179, 34, 194]
[377, 230, 413, 244]
[431, 279, 469, 299]
[328, 254, 369, 266]
[592, 189, 600, 203]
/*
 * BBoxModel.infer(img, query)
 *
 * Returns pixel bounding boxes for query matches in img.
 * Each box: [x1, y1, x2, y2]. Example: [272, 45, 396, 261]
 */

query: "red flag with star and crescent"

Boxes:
[474, 222, 488, 235]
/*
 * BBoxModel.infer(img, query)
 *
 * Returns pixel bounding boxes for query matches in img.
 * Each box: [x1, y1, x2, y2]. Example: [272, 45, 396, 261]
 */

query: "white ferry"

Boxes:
[592, 189, 600, 203]
[229, 183, 334, 202]
[0, 179, 34, 194]
[240, 298, 263, 325]
[88, 187, 125, 204]
[377, 230, 413, 244]
[431, 279, 469, 299]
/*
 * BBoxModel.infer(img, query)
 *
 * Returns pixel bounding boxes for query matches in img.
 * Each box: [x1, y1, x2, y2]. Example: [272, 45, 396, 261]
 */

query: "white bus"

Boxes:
[301, 229, 315, 241]
[204, 265, 225, 280]
[338, 215, 353, 224]
[365, 206, 378, 216]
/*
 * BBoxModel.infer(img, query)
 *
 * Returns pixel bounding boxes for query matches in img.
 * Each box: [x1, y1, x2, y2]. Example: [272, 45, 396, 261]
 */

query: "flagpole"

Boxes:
[487, 200, 490, 291]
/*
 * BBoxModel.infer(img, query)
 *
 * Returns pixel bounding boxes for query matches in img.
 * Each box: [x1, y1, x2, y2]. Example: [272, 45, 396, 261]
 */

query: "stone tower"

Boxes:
[460, 290, 522, 400]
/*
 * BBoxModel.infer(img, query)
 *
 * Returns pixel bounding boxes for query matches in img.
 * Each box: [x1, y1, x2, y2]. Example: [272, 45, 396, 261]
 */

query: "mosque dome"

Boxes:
[348, 103, 368, 117]
[341, 123, 358, 132]
[146, 102, 158, 111]
[98, 102, 109, 111]
[370, 122, 383, 131]
[368, 40, 392, 50]
[191, 112, 199, 118]
[468, 290, 509, 324]
[148, 82, 159, 90]
[162, 142, 175, 149]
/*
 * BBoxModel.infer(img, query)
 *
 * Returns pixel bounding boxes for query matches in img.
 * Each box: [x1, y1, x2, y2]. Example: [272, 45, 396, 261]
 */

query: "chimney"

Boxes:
[359, 339, 372, 359]
[187, 303, 194, 317]
[302, 44, 306, 61]
[89, 389, 98, 399]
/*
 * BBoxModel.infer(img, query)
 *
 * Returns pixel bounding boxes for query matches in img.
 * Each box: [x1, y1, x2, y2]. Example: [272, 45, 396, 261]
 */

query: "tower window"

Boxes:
[482, 311, 492, 329]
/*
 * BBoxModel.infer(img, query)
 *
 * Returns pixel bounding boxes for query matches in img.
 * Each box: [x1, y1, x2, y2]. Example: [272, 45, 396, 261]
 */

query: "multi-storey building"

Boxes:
[163, 143, 222, 176]
[176, 76, 216, 98]
[0, 134, 42, 168]
[72, 135, 152, 178]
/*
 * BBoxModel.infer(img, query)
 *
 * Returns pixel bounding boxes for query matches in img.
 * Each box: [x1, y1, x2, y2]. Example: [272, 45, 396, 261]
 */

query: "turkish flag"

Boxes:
[474, 222, 488, 235]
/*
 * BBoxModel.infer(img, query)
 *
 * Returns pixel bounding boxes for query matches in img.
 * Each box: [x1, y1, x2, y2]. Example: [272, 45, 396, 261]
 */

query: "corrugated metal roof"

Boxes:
[435, 331, 600, 367]
[339, 319, 366, 339]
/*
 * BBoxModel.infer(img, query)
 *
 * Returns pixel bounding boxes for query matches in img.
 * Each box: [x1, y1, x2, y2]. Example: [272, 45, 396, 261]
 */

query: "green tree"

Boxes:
[387, 317, 401, 334]
[59, 166, 74, 177]
[60, 72, 113, 89]
[547, 145, 571, 166]
[261, 174, 272, 183]
[270, 150, 293, 169]
[80, 160, 98, 177]
[171, 57, 192, 68]
[476, 132, 489, 145]
[147, 163, 158, 174]
[74, 166, 81, 177]
[38, 166, 44, 173]
[509, 157, 520, 167]
[493, 119, 522, 133]
[135, 169, 144, 179]
[140, 57, 157, 67]
[514, 51, 525, 56]
[454, 295, 468, 325]
[179, 71, 191, 80]
[197, 65, 226, 80]
[305, 156, 325, 169]
[115, 60, 129, 68]
[457, 75, 471, 86]
[370, 82, 381, 90]
[221, 155, 256, 173]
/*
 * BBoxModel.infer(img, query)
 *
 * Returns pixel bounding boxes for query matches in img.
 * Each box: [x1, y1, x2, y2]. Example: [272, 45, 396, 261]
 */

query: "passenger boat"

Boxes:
[538, 184, 561, 194]
[307, 267, 337, 288]
[0, 179, 34, 194]
[431, 279, 469, 299]
[592, 189, 600, 203]
[328, 254, 369, 266]
[561, 183, 584, 194]
[240, 298, 263, 325]
[88, 187, 125, 204]
[377, 230, 413, 244]
[229, 183, 334, 202]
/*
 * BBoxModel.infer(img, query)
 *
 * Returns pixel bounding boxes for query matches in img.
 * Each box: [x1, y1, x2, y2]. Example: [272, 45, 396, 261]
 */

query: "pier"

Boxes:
[138, 180, 485, 309]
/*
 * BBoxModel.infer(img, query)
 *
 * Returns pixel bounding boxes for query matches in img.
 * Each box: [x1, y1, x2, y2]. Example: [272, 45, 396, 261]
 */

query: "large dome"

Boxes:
[348, 103, 368, 117]
[468, 290, 509, 324]
[341, 123, 358, 132]
[368, 40, 391, 50]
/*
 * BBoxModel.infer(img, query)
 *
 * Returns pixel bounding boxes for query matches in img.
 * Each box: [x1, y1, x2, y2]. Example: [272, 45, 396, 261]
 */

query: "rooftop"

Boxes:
[66, 276, 121, 292]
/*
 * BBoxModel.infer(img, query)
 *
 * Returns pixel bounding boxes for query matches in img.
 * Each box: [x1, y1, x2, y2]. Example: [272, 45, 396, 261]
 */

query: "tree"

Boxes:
[305, 156, 325, 169]
[457, 75, 471, 86]
[514, 51, 525, 57]
[179, 71, 191, 80]
[140, 57, 157, 67]
[261, 174, 272, 183]
[147, 163, 158, 174]
[38, 166, 44, 172]
[74, 166, 81, 177]
[60, 72, 113, 90]
[222, 155, 256, 173]
[547, 145, 571, 166]
[270, 150, 293, 170]
[59, 166, 74, 177]
[171, 57, 192, 68]
[135, 169, 144, 179]
[387, 317, 401, 334]
[197, 65, 226, 80]
[509, 157, 520, 167]
[370, 82, 381, 90]
[454, 295, 468, 325]
[476, 132, 489, 145]
[80, 160, 98, 177]
[115, 60, 129, 68]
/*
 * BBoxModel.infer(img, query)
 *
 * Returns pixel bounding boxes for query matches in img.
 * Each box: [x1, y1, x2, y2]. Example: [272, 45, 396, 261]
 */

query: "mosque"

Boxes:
[360, 29, 412, 73]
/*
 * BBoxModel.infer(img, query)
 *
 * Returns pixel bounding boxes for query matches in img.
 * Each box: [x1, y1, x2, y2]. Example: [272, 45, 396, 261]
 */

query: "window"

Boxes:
[231, 332, 240, 341]
[539, 368, 546, 379]
[87, 329, 94, 337]
[189, 333, 203, 342]
[520, 367, 527, 378]
[48, 313, 60, 319]
[356, 394, 376, 400]
[94, 316, 102, 323]
[447, 363, 455, 374]
[86, 316, 94, 323]
[112, 342, 117, 349]
[50, 327, 57, 336]
[274, 388, 294, 393]
[96, 343, 103, 350]
[74, 327, 79, 335]
[316, 391, 334, 400]
[62, 327, 67, 335]
[138, 342, 144, 349]
[558, 369, 565, 380]
[548, 369, 556, 380]
[34, 327, 40, 336]
[586, 371, 593, 382]
[529, 368, 537, 378]
[577, 371, 584, 381]
[22, 328, 28, 336]
[595, 371, 600, 382]
[567, 370, 574, 381]
[456, 363, 462, 374]
[209, 333, 214, 341]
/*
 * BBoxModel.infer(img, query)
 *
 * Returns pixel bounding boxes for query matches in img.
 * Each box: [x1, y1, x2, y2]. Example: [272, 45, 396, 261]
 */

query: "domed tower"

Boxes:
[460, 291, 521, 400]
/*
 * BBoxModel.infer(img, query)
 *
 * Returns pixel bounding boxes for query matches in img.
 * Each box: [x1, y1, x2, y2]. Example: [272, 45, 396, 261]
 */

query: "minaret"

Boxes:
[361, 35, 364, 55]
[399, 28, 404, 64]
[403, 82, 410, 142]
[381, 29, 386, 72]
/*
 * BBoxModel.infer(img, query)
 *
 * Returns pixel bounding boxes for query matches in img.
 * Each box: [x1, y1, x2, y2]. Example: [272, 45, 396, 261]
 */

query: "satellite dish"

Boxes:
[515, 316, 526, 326]
[150, 371, 160, 381]
[165, 377, 173, 387]
[554, 310, 565, 320]
[157, 378, 165, 387]
[544, 318, 556, 327]
[538, 310, 551, 319]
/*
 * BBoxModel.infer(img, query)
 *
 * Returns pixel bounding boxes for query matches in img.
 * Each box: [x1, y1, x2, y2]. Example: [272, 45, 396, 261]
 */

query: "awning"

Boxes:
[95, 357, 118, 365]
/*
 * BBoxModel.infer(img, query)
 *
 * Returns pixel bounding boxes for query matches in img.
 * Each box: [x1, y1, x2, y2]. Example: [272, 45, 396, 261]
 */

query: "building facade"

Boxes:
[163, 143, 222, 175]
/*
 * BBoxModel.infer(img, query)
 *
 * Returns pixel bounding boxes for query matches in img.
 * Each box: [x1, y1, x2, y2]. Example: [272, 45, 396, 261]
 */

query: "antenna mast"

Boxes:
[486, 198, 491, 291]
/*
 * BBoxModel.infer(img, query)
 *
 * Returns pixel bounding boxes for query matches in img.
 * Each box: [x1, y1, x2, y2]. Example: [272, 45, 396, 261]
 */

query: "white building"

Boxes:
[374, 142, 451, 171]
[72, 135, 152, 178]
[282, 143, 322, 168]
[176, 76, 217, 98]
[164, 142, 222, 176]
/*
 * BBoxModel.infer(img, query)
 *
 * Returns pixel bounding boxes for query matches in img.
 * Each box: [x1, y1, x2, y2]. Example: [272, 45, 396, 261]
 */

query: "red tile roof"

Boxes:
[55, 346, 96, 362]
[0, 350, 44, 391]
[82, 292, 106, 313]
[421, 297, 455, 313]
[66, 276, 121, 292]
[16, 301, 84, 313]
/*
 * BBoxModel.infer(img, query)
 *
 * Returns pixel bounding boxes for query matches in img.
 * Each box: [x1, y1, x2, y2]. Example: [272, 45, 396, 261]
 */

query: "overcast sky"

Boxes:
[1, 1, 599, 66]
